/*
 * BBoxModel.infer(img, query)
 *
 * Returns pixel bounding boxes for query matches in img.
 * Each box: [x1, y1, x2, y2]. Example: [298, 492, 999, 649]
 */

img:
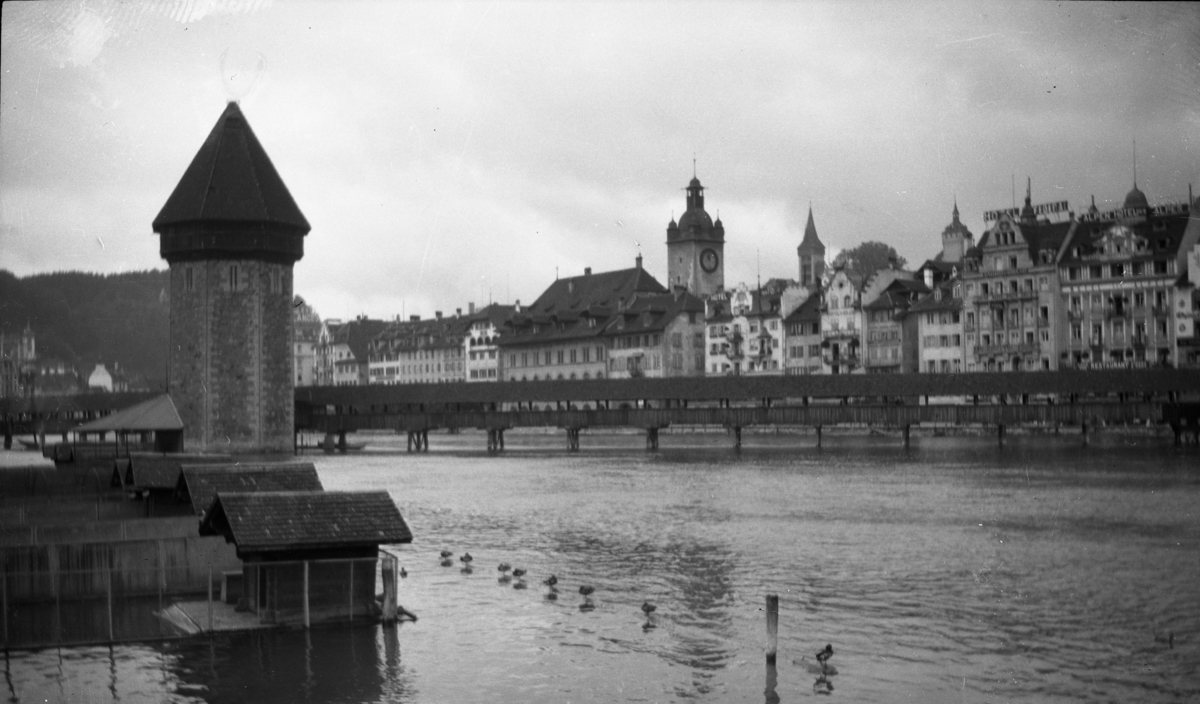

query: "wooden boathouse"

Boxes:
[177, 462, 324, 518]
[198, 491, 412, 627]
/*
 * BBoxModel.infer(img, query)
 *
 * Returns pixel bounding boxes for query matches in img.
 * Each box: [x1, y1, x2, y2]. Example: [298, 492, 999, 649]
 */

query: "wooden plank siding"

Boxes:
[305, 402, 1160, 434]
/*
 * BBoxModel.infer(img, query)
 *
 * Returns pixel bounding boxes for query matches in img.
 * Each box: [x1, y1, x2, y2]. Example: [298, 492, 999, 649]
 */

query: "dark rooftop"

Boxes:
[153, 101, 310, 233]
[179, 462, 324, 517]
[199, 490, 413, 552]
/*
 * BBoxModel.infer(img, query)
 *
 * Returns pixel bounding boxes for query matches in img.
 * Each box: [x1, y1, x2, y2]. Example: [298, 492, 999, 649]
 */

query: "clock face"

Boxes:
[700, 248, 719, 273]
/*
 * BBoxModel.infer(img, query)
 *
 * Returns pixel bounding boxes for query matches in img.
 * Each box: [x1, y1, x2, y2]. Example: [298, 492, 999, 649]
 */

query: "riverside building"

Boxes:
[1057, 184, 1197, 368]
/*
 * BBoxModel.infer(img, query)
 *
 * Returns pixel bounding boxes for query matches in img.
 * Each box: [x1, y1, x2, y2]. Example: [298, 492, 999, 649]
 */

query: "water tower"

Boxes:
[153, 102, 310, 452]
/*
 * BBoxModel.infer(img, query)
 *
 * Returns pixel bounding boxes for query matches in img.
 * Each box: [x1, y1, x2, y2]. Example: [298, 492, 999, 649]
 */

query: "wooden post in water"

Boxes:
[903, 424, 911, 448]
[998, 424, 1005, 446]
[107, 567, 114, 643]
[207, 567, 213, 632]
[815, 425, 822, 447]
[1081, 420, 1089, 447]
[765, 594, 779, 664]
[303, 560, 311, 629]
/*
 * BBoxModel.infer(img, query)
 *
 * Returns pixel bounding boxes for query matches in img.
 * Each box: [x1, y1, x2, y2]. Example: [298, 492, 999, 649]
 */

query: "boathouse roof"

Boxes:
[76, 394, 184, 433]
[111, 452, 234, 490]
[178, 462, 324, 517]
[152, 101, 310, 233]
[199, 490, 413, 552]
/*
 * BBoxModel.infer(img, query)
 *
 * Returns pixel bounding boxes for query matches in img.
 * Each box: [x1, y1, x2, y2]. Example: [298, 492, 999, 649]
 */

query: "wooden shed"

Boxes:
[75, 393, 186, 453]
[177, 463, 324, 518]
[198, 491, 412, 626]
[109, 452, 234, 516]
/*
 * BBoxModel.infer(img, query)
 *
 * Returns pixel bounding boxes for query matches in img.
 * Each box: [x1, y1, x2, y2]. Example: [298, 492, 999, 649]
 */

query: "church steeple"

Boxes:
[1020, 177, 1036, 224]
[797, 205, 825, 287]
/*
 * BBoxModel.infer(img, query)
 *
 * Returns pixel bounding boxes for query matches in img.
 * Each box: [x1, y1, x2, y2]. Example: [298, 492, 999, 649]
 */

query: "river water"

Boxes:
[5, 431, 1199, 703]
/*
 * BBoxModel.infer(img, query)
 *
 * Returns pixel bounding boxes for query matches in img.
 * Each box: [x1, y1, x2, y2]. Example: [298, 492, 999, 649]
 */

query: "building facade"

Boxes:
[911, 280, 965, 373]
[500, 261, 666, 381]
[465, 304, 515, 382]
[602, 291, 706, 378]
[368, 313, 469, 385]
[820, 267, 865, 374]
[1057, 187, 1196, 368]
[293, 297, 322, 387]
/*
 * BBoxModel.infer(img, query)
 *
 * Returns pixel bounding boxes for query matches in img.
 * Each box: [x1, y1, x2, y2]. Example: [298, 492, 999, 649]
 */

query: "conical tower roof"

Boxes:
[798, 207, 824, 252]
[153, 102, 310, 233]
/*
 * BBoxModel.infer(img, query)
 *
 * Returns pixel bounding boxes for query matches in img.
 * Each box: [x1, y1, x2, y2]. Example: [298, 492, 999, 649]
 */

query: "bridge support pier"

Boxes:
[646, 427, 659, 451]
[1081, 421, 1089, 447]
[903, 424, 911, 448]
[997, 424, 1005, 446]
[407, 430, 429, 453]
[487, 429, 505, 453]
[323, 432, 337, 453]
[565, 428, 581, 452]
[815, 425, 821, 448]
[337, 430, 348, 452]
[733, 426, 742, 449]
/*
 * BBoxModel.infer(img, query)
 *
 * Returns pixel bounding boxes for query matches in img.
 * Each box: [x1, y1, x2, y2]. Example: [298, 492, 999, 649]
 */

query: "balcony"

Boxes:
[1151, 305, 1171, 318]
[974, 342, 1038, 356]
[822, 353, 860, 367]
[1067, 309, 1084, 321]
[821, 328, 860, 341]
[1104, 306, 1130, 320]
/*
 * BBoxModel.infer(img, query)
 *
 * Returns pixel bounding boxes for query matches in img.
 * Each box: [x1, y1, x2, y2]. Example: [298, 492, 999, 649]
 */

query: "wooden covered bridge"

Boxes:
[295, 368, 1200, 450]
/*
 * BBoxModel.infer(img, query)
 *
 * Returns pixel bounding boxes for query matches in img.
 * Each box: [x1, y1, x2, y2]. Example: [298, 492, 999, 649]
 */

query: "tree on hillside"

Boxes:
[831, 242, 906, 281]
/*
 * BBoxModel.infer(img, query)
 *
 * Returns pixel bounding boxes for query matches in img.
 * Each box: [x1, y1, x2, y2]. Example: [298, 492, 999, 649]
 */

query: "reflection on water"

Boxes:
[5, 432, 1200, 703]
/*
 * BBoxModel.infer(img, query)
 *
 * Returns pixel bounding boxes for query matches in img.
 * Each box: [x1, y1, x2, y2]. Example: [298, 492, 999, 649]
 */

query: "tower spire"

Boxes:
[1132, 138, 1138, 188]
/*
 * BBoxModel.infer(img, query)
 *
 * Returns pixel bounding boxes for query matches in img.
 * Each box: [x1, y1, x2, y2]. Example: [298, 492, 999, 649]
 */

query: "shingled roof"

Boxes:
[178, 462, 324, 517]
[109, 452, 235, 490]
[76, 394, 183, 433]
[199, 491, 413, 552]
[152, 101, 310, 233]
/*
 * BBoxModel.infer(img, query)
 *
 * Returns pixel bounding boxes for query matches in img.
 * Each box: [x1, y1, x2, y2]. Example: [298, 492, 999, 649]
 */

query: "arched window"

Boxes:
[844, 295, 851, 308]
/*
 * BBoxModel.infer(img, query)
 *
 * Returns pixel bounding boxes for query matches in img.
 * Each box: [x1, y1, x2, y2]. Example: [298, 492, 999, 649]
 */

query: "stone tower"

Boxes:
[666, 175, 725, 297]
[797, 206, 825, 288]
[939, 200, 973, 264]
[153, 102, 310, 453]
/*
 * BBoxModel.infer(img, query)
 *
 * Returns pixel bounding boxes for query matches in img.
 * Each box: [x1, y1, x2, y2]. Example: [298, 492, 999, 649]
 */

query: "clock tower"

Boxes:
[666, 175, 725, 297]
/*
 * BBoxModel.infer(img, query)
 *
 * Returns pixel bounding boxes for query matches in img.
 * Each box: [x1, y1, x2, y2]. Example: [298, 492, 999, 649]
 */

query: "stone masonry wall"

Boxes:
[169, 258, 295, 453]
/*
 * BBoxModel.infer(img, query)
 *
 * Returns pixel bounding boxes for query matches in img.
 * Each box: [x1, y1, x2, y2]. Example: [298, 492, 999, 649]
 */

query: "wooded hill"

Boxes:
[0, 269, 169, 389]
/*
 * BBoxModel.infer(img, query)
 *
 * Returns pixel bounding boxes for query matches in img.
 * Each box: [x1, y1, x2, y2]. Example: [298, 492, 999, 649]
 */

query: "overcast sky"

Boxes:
[2, 1, 1198, 321]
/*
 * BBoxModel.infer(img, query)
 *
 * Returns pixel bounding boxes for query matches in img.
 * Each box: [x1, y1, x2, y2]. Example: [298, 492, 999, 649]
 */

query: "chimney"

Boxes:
[923, 268, 934, 289]
[469, 302, 476, 315]
[635, 254, 643, 270]
[514, 299, 521, 314]
[585, 267, 592, 276]
[410, 315, 420, 322]
[456, 308, 462, 317]
[436, 311, 443, 320]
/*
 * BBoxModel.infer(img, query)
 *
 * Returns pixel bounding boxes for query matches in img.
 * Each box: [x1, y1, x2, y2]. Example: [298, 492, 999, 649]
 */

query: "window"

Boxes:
[1010, 256, 1018, 270]
[1154, 260, 1168, 275]
[1090, 265, 1103, 280]
[672, 332, 683, 348]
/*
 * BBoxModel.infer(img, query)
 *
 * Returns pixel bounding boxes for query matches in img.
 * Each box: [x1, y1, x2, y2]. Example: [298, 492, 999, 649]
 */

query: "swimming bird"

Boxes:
[440, 558, 453, 567]
[816, 644, 834, 670]
[400, 567, 408, 578]
[460, 552, 473, 564]
[641, 601, 656, 616]
[579, 585, 595, 597]
[542, 574, 558, 587]
[512, 568, 526, 579]
[440, 550, 453, 558]
[497, 563, 512, 573]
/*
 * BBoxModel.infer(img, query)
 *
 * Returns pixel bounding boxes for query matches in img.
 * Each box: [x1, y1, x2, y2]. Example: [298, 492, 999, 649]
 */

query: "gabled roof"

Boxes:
[199, 490, 413, 552]
[153, 102, 310, 233]
[782, 291, 822, 324]
[909, 282, 963, 314]
[179, 462, 324, 517]
[973, 216, 1072, 262]
[1058, 212, 1192, 265]
[111, 452, 234, 490]
[502, 266, 666, 346]
[330, 318, 389, 362]
[601, 291, 704, 337]
[76, 394, 183, 433]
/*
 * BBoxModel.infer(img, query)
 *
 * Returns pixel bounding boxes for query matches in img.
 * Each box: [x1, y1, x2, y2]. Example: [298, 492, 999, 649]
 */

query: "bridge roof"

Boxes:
[294, 368, 1200, 407]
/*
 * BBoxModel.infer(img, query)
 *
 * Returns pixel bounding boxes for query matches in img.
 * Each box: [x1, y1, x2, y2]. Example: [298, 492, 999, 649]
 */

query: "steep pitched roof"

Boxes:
[602, 291, 704, 336]
[76, 394, 183, 432]
[199, 490, 413, 551]
[909, 282, 963, 314]
[332, 318, 389, 362]
[1058, 212, 1192, 265]
[153, 102, 310, 233]
[179, 462, 324, 517]
[113, 452, 234, 490]
[782, 291, 822, 323]
[798, 208, 824, 251]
